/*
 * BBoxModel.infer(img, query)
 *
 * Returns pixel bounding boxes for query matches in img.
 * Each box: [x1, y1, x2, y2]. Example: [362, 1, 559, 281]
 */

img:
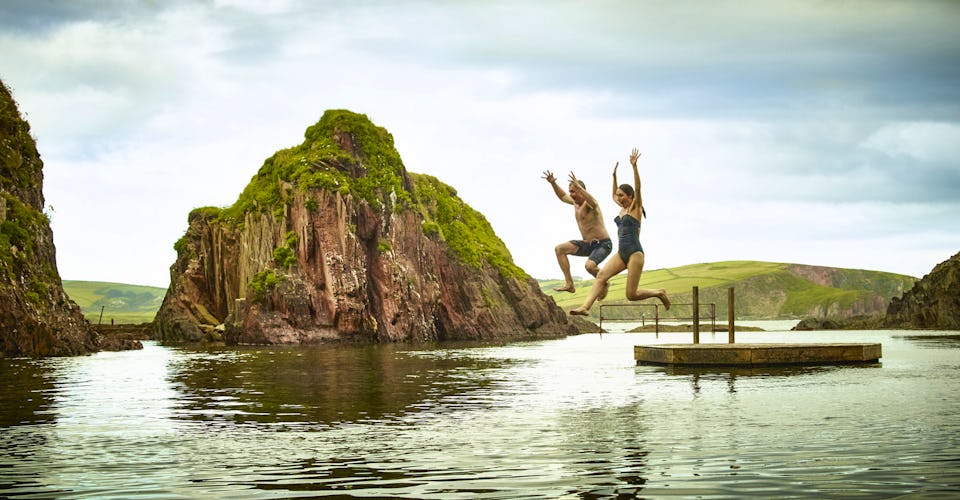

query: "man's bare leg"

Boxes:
[554, 242, 578, 293]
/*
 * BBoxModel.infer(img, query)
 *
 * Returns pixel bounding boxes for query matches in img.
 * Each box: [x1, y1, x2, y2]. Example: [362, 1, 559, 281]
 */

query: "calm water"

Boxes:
[1, 327, 959, 499]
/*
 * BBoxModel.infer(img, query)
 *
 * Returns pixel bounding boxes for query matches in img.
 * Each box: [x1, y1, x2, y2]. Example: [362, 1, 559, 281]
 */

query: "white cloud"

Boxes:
[2, 0, 959, 287]
[862, 122, 960, 162]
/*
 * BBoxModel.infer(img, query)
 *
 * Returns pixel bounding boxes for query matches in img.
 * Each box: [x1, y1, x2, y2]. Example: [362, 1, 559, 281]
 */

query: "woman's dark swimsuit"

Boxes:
[614, 213, 644, 262]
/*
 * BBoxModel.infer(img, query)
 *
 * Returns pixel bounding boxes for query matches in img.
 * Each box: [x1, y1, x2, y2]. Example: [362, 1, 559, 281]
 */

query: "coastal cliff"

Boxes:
[792, 251, 960, 330]
[154, 110, 589, 344]
[885, 250, 960, 329]
[0, 80, 97, 357]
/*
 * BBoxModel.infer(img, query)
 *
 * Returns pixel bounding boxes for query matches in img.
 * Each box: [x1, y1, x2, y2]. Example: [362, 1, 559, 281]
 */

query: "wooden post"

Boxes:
[728, 287, 735, 344]
[98, 305, 105, 325]
[711, 303, 717, 333]
[692, 286, 700, 344]
[655, 303, 660, 335]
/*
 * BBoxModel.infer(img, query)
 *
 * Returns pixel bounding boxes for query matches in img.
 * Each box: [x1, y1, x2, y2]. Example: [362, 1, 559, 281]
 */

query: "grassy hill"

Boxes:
[60, 261, 915, 326]
[540, 261, 917, 324]
[63, 281, 166, 324]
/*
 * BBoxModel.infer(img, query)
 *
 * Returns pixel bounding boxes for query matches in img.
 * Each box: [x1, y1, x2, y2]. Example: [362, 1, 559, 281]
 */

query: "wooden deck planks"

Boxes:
[634, 343, 882, 366]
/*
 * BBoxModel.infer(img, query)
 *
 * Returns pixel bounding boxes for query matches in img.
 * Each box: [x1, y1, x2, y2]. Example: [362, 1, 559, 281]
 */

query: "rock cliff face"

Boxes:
[885, 251, 960, 329]
[0, 80, 97, 357]
[154, 110, 588, 344]
[784, 264, 911, 317]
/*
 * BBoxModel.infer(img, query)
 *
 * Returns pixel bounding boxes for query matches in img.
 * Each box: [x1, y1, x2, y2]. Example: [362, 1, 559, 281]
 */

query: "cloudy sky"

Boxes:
[1, 0, 959, 288]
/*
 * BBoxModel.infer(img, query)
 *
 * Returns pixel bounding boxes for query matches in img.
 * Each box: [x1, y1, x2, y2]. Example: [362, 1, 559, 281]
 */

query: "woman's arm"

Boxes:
[629, 148, 644, 215]
[611, 161, 620, 202]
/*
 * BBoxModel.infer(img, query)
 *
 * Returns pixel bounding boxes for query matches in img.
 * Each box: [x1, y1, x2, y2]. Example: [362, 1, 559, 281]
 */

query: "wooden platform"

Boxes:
[635, 343, 882, 366]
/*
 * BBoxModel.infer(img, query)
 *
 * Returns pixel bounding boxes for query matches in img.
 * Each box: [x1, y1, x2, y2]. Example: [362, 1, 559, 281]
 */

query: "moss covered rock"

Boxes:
[1, 79, 98, 357]
[155, 110, 590, 344]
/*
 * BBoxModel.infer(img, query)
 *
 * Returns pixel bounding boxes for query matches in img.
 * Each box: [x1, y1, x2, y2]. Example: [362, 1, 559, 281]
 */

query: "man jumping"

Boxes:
[543, 170, 612, 298]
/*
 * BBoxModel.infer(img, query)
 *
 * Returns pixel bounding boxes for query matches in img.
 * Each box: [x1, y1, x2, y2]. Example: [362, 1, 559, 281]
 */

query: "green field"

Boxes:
[540, 260, 916, 322]
[62, 281, 167, 324]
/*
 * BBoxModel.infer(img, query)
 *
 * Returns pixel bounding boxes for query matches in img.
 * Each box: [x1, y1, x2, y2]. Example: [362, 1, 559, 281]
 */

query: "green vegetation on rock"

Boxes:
[273, 246, 296, 269]
[1, 80, 52, 282]
[411, 172, 525, 279]
[0, 193, 51, 278]
[186, 110, 524, 280]
[248, 269, 280, 303]
[0, 82, 42, 193]
[168, 110, 528, 285]
[218, 109, 411, 225]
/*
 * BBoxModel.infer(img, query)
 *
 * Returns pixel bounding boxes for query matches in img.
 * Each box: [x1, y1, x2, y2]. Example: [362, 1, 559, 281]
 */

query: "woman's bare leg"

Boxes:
[624, 252, 670, 309]
[570, 255, 626, 315]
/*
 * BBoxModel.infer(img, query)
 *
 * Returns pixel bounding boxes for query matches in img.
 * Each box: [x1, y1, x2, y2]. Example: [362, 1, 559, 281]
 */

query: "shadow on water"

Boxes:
[0, 358, 70, 496]
[894, 333, 960, 349]
[651, 363, 883, 395]
[0, 358, 57, 427]
[166, 342, 516, 428]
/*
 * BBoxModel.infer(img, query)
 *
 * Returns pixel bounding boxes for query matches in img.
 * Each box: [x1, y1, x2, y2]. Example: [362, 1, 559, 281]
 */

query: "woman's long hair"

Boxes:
[619, 183, 647, 218]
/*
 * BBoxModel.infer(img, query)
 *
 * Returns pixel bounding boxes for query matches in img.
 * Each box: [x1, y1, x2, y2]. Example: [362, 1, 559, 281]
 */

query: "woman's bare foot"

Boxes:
[555, 284, 576, 293]
[569, 308, 590, 316]
[659, 289, 671, 310]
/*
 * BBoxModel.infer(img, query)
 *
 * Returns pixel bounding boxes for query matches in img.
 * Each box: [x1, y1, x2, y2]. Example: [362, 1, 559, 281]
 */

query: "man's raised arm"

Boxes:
[543, 170, 573, 204]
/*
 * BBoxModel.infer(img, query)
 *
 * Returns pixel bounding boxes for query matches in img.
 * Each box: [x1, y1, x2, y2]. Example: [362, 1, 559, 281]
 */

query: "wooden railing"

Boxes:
[598, 302, 716, 334]
[597, 287, 736, 344]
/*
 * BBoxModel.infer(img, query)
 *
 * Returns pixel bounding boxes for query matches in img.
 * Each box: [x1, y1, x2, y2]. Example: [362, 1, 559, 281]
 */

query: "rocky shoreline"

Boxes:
[91, 323, 150, 351]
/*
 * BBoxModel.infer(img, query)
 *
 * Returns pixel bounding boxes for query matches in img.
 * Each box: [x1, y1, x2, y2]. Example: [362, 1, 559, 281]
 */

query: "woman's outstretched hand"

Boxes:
[630, 148, 640, 166]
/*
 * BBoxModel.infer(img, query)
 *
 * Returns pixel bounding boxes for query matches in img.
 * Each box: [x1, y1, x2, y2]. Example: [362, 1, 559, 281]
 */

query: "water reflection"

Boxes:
[0, 344, 183, 498]
[658, 364, 883, 396]
[0, 357, 56, 427]
[896, 333, 960, 348]
[1, 331, 958, 498]
[555, 404, 651, 496]
[166, 343, 515, 428]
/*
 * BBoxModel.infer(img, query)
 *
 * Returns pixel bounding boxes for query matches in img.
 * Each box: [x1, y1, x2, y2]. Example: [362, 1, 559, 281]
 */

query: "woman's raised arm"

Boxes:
[611, 161, 620, 202]
[629, 148, 644, 214]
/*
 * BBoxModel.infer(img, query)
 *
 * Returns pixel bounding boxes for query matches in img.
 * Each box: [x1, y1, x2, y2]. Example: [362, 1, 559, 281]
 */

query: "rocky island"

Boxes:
[154, 110, 590, 344]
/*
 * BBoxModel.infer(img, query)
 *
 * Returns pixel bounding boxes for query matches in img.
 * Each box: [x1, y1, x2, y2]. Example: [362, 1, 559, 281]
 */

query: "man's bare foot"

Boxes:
[569, 308, 590, 316]
[554, 284, 576, 293]
[597, 281, 609, 301]
[659, 289, 671, 310]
